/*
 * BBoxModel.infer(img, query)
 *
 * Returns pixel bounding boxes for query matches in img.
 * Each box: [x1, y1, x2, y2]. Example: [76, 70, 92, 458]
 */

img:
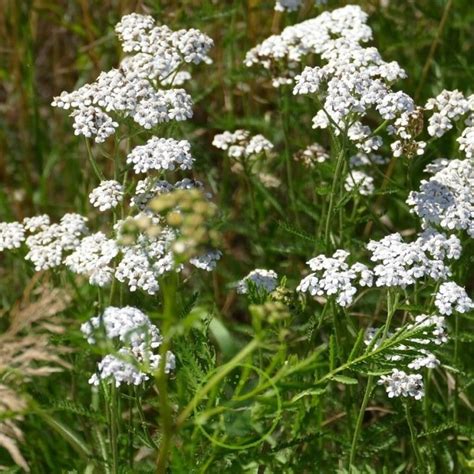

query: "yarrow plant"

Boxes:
[0, 3, 473, 473]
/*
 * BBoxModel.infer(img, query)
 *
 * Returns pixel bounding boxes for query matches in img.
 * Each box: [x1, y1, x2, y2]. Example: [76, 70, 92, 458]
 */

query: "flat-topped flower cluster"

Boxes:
[82, 306, 175, 387]
[52, 13, 213, 142]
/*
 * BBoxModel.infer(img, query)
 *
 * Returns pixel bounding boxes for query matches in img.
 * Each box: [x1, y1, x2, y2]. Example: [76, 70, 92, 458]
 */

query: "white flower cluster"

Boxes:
[458, 126, 474, 158]
[434, 281, 473, 316]
[349, 153, 389, 168]
[131, 179, 175, 210]
[115, 223, 177, 295]
[1, 13, 221, 300]
[248, 6, 419, 155]
[378, 370, 424, 400]
[0, 222, 25, 251]
[0, 214, 89, 271]
[89, 350, 149, 387]
[23, 214, 50, 232]
[245, 6, 373, 87]
[52, 13, 213, 142]
[387, 108, 426, 158]
[293, 143, 329, 168]
[256, 5, 414, 146]
[344, 170, 374, 196]
[297, 250, 372, 307]
[425, 89, 472, 138]
[237, 269, 279, 295]
[82, 306, 175, 387]
[89, 180, 124, 211]
[407, 159, 474, 237]
[294, 46, 411, 152]
[65, 232, 118, 287]
[126, 137, 194, 174]
[367, 229, 461, 288]
[413, 314, 448, 346]
[346, 123, 384, 154]
[115, 14, 212, 64]
[407, 351, 439, 371]
[295, 50, 409, 120]
[189, 250, 222, 272]
[82, 305, 161, 348]
[274, 0, 327, 12]
[25, 214, 89, 271]
[212, 130, 273, 159]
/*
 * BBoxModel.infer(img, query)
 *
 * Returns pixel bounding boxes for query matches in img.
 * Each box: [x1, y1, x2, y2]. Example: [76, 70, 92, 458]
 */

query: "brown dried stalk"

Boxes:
[0, 281, 72, 472]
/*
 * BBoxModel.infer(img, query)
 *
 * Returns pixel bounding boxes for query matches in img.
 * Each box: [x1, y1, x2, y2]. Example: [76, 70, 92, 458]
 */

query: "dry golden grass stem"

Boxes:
[0, 280, 73, 471]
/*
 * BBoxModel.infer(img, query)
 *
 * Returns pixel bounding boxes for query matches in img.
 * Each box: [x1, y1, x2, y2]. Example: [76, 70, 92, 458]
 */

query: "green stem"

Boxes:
[423, 369, 435, 467]
[85, 138, 105, 181]
[404, 401, 423, 466]
[109, 384, 119, 474]
[156, 272, 178, 473]
[453, 311, 460, 471]
[348, 375, 374, 471]
[348, 290, 398, 469]
[324, 144, 345, 251]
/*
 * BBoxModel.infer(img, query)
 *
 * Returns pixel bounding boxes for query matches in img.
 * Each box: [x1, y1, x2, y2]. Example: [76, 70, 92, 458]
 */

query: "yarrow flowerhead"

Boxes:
[434, 281, 473, 316]
[65, 232, 118, 287]
[297, 250, 372, 307]
[22, 215, 50, 233]
[89, 180, 124, 211]
[293, 143, 329, 168]
[82, 306, 176, 387]
[344, 170, 374, 196]
[366, 229, 460, 288]
[0, 222, 25, 251]
[378, 369, 424, 400]
[52, 13, 213, 142]
[425, 89, 471, 138]
[237, 269, 279, 295]
[126, 137, 194, 174]
[189, 249, 222, 272]
[81, 306, 162, 349]
[274, 0, 303, 12]
[25, 214, 89, 271]
[407, 159, 474, 237]
[212, 130, 273, 160]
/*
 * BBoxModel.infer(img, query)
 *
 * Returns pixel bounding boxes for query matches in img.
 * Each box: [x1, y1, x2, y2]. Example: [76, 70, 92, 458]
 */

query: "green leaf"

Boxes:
[36, 411, 91, 458]
[278, 220, 319, 244]
[290, 388, 326, 403]
[347, 329, 365, 362]
[417, 422, 456, 438]
[209, 317, 240, 358]
[330, 375, 358, 385]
